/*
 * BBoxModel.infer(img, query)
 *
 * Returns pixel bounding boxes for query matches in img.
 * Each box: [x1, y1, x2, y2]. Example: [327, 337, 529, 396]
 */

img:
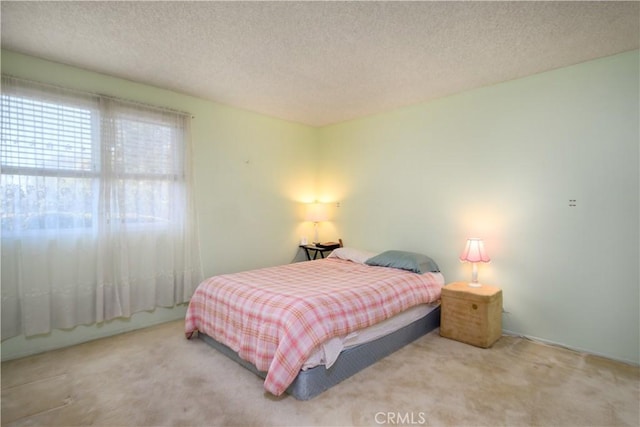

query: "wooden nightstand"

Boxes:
[440, 282, 503, 348]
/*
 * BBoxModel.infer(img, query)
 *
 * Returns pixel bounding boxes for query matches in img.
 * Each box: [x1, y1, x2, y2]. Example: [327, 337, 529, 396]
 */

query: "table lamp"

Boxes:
[459, 238, 490, 287]
[306, 202, 328, 244]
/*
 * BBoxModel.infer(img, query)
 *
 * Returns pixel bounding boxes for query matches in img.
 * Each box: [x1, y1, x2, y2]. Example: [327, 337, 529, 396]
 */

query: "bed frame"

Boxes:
[198, 305, 440, 400]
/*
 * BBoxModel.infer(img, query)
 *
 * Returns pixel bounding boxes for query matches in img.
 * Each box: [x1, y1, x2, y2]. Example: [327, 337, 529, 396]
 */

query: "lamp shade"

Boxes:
[306, 202, 328, 222]
[459, 238, 490, 263]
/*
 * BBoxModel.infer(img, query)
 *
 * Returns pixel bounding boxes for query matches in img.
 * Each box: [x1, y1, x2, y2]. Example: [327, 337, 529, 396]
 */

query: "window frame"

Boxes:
[1, 78, 189, 236]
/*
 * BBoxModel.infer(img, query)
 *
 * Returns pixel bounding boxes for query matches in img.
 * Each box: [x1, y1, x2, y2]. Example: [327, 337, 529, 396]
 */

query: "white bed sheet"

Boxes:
[302, 301, 440, 370]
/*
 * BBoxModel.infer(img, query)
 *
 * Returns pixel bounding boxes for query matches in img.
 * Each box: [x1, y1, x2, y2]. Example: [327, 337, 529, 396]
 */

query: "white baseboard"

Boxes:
[502, 329, 639, 367]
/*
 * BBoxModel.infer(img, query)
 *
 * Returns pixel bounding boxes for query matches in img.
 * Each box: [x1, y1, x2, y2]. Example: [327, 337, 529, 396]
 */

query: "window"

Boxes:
[1, 91, 98, 233]
[1, 80, 185, 234]
[1, 76, 202, 339]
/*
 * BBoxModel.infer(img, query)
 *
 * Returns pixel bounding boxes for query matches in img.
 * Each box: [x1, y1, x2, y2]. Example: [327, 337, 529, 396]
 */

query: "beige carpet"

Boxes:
[1, 320, 638, 427]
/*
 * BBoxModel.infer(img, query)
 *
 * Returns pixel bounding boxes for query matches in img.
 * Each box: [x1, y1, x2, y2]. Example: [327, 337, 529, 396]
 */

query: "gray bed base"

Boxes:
[198, 305, 441, 400]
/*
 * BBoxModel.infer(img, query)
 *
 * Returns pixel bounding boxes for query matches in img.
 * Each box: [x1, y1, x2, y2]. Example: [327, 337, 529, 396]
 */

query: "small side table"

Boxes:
[299, 244, 340, 260]
[440, 282, 503, 348]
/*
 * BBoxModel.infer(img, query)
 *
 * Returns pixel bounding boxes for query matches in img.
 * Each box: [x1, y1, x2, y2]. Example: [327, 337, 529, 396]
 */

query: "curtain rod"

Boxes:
[1, 74, 195, 119]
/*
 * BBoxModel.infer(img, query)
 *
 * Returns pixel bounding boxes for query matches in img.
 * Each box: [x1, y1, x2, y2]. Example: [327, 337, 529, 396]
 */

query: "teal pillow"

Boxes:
[365, 250, 440, 274]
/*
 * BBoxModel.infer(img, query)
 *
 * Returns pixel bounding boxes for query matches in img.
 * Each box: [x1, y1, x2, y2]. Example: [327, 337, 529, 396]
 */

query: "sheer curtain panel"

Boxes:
[1, 76, 202, 339]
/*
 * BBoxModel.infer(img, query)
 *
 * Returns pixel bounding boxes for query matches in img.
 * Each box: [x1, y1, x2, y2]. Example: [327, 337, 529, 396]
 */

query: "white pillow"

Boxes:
[327, 247, 379, 264]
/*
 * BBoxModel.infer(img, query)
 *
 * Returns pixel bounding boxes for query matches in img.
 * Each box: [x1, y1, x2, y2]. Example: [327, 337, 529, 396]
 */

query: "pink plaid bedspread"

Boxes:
[184, 258, 443, 396]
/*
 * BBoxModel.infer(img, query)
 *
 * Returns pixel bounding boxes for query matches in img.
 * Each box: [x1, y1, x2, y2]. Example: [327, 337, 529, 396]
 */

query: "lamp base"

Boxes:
[468, 263, 482, 287]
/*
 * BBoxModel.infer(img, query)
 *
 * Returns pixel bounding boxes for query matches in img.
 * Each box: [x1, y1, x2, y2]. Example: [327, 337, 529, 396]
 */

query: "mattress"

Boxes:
[302, 302, 440, 370]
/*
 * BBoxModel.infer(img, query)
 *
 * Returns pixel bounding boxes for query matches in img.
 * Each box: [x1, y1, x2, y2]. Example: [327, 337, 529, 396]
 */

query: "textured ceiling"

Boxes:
[1, 1, 638, 126]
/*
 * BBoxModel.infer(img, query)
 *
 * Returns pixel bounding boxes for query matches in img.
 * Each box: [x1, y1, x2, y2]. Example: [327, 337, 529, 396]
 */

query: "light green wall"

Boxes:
[2, 50, 638, 364]
[318, 50, 640, 364]
[0, 50, 319, 360]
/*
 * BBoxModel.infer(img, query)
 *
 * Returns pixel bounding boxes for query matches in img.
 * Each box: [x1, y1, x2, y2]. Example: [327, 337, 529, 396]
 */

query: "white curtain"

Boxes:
[1, 76, 203, 339]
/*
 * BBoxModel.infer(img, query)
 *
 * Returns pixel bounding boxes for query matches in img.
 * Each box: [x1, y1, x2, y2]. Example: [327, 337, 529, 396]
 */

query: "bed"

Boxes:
[185, 247, 445, 399]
